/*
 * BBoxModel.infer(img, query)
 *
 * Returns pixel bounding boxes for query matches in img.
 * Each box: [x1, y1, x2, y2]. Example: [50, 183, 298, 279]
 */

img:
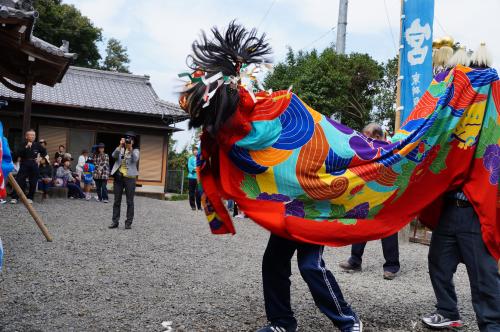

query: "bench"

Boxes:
[47, 187, 69, 199]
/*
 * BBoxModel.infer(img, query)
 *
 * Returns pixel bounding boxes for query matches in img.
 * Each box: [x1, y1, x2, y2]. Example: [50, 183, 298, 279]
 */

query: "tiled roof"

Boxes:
[0, 0, 76, 59]
[0, 66, 187, 119]
[0, 0, 37, 20]
[30, 36, 76, 59]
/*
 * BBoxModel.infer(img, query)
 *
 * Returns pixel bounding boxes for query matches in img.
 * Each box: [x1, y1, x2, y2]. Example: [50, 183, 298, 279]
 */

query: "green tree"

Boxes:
[101, 38, 131, 73]
[265, 47, 383, 130]
[373, 56, 398, 132]
[167, 135, 190, 171]
[34, 0, 103, 68]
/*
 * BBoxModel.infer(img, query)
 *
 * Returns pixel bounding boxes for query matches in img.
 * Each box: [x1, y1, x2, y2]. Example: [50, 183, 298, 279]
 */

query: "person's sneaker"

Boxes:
[339, 260, 362, 272]
[94, 196, 100, 202]
[108, 223, 119, 229]
[10, 199, 18, 204]
[26, 199, 33, 204]
[341, 317, 363, 332]
[102, 199, 108, 203]
[383, 271, 397, 280]
[256, 322, 297, 332]
[422, 312, 463, 329]
[0, 199, 7, 204]
[124, 224, 132, 230]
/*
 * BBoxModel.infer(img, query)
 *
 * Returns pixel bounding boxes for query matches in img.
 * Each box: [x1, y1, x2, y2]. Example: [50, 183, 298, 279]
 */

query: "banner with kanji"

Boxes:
[399, 0, 435, 123]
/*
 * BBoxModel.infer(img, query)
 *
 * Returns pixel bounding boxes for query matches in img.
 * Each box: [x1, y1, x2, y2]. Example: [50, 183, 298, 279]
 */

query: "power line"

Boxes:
[435, 17, 449, 36]
[299, 27, 336, 52]
[257, 0, 277, 29]
[383, 0, 398, 53]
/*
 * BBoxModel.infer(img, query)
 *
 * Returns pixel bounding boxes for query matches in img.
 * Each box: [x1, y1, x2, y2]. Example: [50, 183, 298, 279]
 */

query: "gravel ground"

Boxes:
[0, 196, 479, 332]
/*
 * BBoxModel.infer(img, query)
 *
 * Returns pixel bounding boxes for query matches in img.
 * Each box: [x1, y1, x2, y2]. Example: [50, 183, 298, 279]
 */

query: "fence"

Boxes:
[166, 170, 186, 194]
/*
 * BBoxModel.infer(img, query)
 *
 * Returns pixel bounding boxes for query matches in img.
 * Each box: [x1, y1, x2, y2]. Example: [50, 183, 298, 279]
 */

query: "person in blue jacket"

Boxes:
[1, 121, 14, 204]
[187, 146, 201, 211]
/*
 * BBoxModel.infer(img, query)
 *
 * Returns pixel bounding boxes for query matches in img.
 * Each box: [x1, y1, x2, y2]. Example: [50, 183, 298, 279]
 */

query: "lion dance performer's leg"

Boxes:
[262, 234, 359, 331]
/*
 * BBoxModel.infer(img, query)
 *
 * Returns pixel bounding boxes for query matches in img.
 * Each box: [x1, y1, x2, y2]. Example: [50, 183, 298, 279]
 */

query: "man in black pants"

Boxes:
[339, 123, 400, 279]
[10, 129, 46, 204]
[422, 191, 500, 331]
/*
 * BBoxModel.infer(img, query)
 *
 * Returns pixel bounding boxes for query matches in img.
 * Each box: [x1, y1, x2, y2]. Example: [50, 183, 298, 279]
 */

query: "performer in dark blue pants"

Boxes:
[258, 234, 362, 332]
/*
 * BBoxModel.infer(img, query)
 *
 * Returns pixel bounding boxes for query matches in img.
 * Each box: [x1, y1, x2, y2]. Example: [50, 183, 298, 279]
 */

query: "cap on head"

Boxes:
[97, 142, 105, 148]
[124, 131, 137, 139]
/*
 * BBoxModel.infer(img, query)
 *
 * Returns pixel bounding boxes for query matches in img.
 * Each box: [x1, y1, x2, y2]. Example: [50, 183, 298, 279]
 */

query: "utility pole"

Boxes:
[336, 0, 348, 54]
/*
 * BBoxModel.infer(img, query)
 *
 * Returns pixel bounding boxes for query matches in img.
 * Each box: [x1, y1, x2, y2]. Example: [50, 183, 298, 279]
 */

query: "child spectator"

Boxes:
[56, 157, 84, 199]
[37, 157, 52, 199]
[82, 156, 95, 201]
[76, 149, 88, 181]
[93, 143, 109, 203]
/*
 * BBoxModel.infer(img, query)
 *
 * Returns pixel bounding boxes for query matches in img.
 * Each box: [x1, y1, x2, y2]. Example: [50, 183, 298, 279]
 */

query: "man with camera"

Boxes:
[109, 131, 140, 229]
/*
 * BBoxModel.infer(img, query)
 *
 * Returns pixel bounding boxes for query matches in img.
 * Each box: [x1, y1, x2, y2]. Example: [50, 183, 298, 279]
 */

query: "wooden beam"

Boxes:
[8, 173, 53, 242]
[22, 76, 33, 133]
[0, 76, 25, 93]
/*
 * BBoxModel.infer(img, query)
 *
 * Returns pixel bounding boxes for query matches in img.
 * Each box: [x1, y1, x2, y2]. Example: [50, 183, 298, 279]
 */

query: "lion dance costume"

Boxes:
[180, 23, 500, 262]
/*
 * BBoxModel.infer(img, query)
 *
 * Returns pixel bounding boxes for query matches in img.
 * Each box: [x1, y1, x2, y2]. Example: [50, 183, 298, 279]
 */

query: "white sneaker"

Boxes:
[94, 196, 100, 202]
[0, 199, 7, 204]
[26, 199, 33, 204]
[102, 199, 109, 203]
[10, 199, 18, 204]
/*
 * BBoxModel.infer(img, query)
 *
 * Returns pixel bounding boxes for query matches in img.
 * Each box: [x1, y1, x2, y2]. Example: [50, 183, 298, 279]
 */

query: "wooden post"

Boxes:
[22, 77, 33, 134]
[8, 173, 53, 242]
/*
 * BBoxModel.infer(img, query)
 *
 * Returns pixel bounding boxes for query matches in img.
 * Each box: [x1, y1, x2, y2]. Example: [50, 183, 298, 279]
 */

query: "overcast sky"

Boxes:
[65, 0, 500, 151]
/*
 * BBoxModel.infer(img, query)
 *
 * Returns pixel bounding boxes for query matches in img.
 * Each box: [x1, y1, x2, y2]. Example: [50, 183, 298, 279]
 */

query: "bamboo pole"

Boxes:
[394, 0, 404, 132]
[8, 173, 53, 242]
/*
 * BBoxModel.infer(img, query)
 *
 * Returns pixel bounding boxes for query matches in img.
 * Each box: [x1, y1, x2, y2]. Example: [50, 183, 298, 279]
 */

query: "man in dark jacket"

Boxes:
[10, 129, 47, 204]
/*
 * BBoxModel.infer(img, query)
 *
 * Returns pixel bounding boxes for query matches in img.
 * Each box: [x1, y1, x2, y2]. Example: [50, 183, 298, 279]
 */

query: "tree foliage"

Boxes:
[167, 135, 190, 171]
[373, 56, 398, 132]
[102, 38, 131, 73]
[34, 0, 103, 68]
[265, 47, 383, 131]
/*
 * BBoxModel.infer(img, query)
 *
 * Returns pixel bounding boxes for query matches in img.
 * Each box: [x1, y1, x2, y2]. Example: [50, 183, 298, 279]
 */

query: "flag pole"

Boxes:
[394, 0, 404, 132]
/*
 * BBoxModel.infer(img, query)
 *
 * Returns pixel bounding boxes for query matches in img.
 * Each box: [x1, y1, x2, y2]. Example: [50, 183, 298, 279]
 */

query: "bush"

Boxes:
[167, 194, 188, 201]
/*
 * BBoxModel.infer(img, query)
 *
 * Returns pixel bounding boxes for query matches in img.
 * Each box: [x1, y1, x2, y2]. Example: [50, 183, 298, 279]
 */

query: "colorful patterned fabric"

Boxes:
[0, 121, 14, 199]
[198, 65, 500, 261]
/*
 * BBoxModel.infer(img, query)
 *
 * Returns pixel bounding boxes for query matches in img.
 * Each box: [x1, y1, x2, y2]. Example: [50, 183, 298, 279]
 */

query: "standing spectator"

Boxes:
[93, 143, 109, 203]
[10, 129, 47, 204]
[109, 131, 139, 229]
[76, 149, 88, 181]
[39, 139, 50, 163]
[37, 157, 52, 199]
[82, 156, 95, 201]
[55, 157, 84, 199]
[187, 147, 201, 211]
[339, 123, 400, 280]
[54, 145, 65, 160]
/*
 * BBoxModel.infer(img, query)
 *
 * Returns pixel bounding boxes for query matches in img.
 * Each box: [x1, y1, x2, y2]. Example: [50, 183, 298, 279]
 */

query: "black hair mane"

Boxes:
[183, 21, 272, 135]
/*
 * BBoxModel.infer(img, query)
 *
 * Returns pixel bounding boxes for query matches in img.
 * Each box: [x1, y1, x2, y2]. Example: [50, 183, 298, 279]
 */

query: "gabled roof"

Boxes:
[0, 66, 187, 120]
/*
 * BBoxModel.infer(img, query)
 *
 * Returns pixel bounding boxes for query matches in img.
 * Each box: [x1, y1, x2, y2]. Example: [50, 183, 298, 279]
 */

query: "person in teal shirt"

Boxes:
[187, 147, 201, 210]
